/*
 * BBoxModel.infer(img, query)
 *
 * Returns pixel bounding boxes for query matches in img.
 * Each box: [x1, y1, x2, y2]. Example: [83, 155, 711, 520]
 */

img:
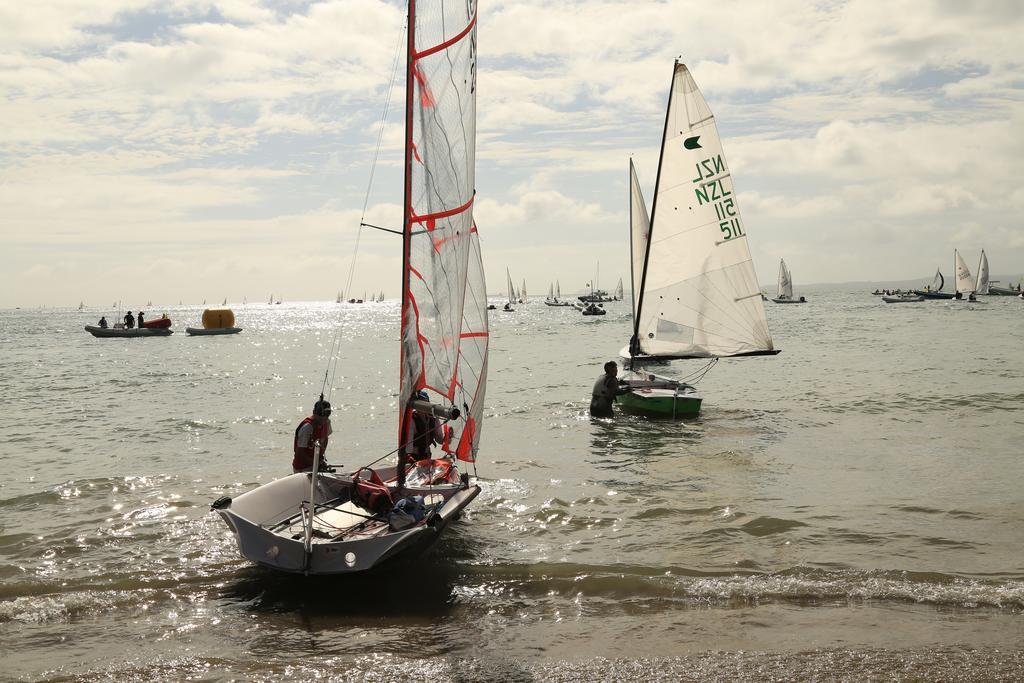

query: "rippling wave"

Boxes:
[2, 295, 1024, 679]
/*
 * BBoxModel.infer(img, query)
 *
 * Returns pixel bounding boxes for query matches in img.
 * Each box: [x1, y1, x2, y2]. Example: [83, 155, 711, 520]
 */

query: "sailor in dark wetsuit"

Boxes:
[589, 360, 629, 418]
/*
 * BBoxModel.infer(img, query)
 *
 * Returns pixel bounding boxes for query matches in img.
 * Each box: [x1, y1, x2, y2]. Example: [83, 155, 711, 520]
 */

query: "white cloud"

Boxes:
[3, 0, 1024, 306]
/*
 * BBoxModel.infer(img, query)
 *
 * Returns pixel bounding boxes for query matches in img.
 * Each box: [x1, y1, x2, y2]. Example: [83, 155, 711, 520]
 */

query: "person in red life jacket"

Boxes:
[396, 389, 444, 491]
[292, 397, 334, 473]
[410, 390, 443, 460]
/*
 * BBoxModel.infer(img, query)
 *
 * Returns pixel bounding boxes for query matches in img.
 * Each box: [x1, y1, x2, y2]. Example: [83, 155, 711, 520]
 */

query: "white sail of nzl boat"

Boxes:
[623, 62, 775, 361]
[954, 249, 974, 294]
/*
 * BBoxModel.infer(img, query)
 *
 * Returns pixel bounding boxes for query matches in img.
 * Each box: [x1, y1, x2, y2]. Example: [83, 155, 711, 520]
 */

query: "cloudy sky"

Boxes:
[2, 0, 1022, 307]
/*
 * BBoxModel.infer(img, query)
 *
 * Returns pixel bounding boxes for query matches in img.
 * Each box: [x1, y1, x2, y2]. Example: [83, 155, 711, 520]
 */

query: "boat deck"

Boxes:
[272, 499, 389, 542]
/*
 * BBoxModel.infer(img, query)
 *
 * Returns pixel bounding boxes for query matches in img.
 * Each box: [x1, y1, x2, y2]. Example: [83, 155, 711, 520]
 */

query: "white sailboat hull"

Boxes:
[217, 470, 479, 575]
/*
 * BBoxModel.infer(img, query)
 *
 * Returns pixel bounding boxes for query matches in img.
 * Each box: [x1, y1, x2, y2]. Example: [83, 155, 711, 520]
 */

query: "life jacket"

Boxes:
[292, 417, 325, 470]
[351, 468, 394, 515]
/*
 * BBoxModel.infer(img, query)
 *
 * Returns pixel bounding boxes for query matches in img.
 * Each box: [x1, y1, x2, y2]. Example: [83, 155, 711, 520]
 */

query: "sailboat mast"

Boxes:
[630, 60, 677, 361]
[628, 160, 638, 337]
[399, 0, 417, 454]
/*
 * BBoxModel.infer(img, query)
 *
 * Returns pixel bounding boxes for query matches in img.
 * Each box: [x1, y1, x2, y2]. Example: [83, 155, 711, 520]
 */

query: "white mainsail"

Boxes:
[777, 259, 793, 299]
[930, 268, 944, 292]
[629, 62, 774, 359]
[629, 159, 651, 320]
[975, 250, 989, 294]
[521, 279, 527, 302]
[556, 281, 561, 298]
[954, 249, 974, 294]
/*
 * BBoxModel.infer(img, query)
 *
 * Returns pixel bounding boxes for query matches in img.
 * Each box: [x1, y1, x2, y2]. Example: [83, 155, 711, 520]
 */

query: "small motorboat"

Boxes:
[85, 325, 172, 338]
[581, 303, 606, 316]
[882, 294, 924, 303]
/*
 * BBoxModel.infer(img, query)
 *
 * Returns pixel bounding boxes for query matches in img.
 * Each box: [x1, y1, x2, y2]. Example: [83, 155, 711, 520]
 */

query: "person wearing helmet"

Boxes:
[410, 389, 443, 460]
[292, 396, 334, 473]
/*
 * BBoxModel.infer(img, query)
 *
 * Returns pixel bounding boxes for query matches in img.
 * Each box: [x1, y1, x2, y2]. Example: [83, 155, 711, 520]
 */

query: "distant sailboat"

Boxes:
[579, 261, 611, 302]
[954, 249, 974, 297]
[914, 268, 954, 299]
[222, 297, 227, 306]
[503, 268, 515, 311]
[268, 294, 273, 305]
[336, 291, 343, 304]
[975, 250, 989, 295]
[545, 280, 571, 307]
[613, 278, 624, 301]
[520, 279, 527, 304]
[772, 259, 806, 303]
[618, 63, 778, 418]
[77, 301, 84, 311]
[984, 251, 1021, 295]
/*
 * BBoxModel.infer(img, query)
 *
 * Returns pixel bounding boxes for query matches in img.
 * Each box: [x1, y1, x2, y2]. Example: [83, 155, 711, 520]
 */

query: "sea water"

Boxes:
[1, 291, 1022, 680]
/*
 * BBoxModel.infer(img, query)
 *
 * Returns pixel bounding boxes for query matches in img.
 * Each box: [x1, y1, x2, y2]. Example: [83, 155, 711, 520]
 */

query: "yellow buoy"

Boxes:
[201, 308, 235, 329]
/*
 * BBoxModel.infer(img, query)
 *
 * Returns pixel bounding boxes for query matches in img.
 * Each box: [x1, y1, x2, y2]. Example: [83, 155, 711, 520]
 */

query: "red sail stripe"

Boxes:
[412, 64, 435, 108]
[446, 365, 458, 400]
[408, 290, 428, 388]
[424, 381, 447, 396]
[432, 233, 451, 253]
[456, 416, 476, 462]
[414, 12, 477, 61]
[460, 331, 488, 338]
[410, 195, 474, 229]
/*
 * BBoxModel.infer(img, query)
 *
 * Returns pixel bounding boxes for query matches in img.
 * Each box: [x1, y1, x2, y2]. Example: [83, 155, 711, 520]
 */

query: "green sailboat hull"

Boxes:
[616, 390, 702, 418]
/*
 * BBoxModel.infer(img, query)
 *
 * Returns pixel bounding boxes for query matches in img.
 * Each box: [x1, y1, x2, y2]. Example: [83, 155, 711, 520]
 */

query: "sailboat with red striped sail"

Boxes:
[212, 0, 488, 575]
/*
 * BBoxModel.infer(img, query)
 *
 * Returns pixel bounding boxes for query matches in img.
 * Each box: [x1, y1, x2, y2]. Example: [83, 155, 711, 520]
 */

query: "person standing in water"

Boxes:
[590, 360, 629, 418]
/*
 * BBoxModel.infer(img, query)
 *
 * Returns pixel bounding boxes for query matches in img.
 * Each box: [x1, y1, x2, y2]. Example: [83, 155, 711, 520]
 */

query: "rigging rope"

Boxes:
[679, 358, 719, 384]
[343, 13, 407, 300]
[323, 12, 406, 403]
